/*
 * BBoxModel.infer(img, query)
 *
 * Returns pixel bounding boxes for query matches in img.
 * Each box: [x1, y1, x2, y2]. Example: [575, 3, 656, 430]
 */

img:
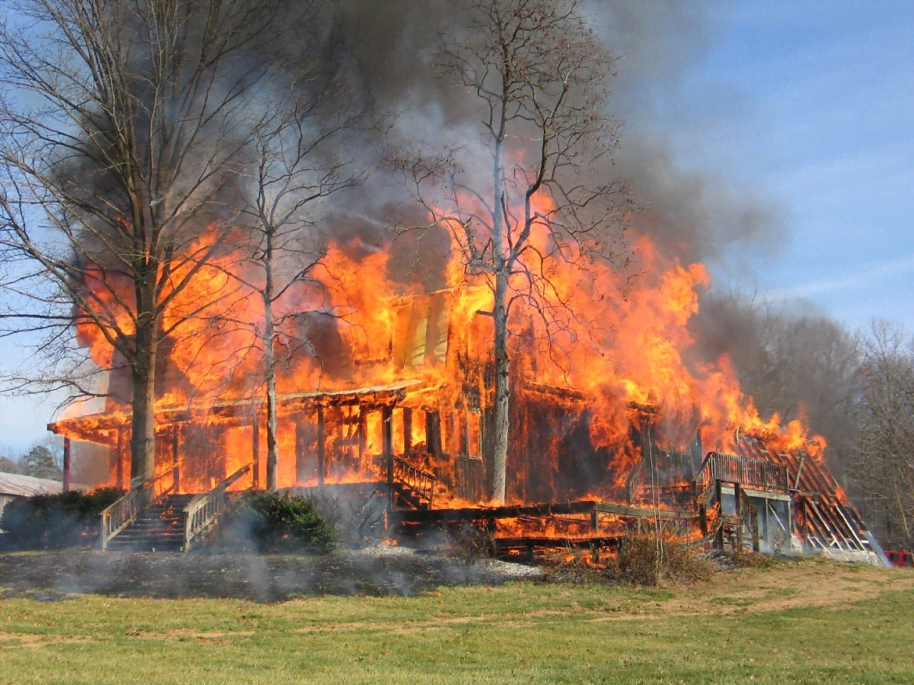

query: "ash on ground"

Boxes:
[0, 546, 544, 602]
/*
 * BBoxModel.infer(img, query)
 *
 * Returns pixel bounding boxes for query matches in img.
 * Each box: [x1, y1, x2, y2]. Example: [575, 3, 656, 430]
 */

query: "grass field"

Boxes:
[1, 557, 912, 685]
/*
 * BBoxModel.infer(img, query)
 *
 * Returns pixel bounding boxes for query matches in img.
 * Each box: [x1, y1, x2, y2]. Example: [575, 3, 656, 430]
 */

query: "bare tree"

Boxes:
[852, 321, 914, 549]
[0, 0, 306, 486]
[230, 89, 366, 490]
[398, 0, 628, 503]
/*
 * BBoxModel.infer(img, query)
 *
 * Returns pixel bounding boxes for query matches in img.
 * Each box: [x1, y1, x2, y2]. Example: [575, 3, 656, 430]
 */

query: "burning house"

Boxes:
[48, 252, 885, 563]
[7, 0, 880, 562]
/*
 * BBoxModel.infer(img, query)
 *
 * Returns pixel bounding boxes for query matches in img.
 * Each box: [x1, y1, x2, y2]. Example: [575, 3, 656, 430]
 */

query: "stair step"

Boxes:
[105, 492, 212, 552]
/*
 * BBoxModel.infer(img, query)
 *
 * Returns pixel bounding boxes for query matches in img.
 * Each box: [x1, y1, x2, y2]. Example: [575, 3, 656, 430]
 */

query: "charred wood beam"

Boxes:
[358, 408, 367, 459]
[382, 405, 393, 485]
[394, 500, 603, 524]
[47, 383, 421, 437]
[496, 536, 620, 549]
[46, 421, 119, 448]
[523, 381, 588, 402]
[594, 501, 696, 521]
[403, 408, 412, 453]
[172, 423, 181, 493]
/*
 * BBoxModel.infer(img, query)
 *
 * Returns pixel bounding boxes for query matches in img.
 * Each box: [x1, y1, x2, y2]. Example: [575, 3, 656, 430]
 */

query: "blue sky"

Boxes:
[679, 0, 914, 330]
[2, 0, 913, 451]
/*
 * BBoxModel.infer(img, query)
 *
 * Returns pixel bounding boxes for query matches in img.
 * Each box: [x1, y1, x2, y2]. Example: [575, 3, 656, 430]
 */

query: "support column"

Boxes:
[382, 404, 393, 485]
[116, 429, 125, 490]
[734, 483, 743, 550]
[62, 437, 71, 492]
[714, 479, 723, 549]
[295, 419, 305, 484]
[403, 408, 412, 454]
[357, 406, 367, 461]
[317, 405, 325, 486]
[426, 411, 441, 457]
[252, 413, 261, 490]
[172, 423, 181, 494]
[107, 431, 118, 487]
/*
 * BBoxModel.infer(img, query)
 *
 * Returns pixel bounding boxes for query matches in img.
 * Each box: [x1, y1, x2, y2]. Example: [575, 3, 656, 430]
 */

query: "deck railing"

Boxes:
[699, 452, 789, 492]
[625, 459, 646, 503]
[100, 467, 178, 550]
[183, 462, 255, 551]
[392, 455, 436, 508]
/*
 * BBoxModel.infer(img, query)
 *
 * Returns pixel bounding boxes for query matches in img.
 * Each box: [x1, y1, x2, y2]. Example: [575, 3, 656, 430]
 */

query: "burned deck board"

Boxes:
[393, 499, 695, 525]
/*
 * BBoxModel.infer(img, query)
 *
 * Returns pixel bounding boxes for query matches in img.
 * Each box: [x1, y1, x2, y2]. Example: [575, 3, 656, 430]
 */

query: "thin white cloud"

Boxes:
[769, 253, 914, 300]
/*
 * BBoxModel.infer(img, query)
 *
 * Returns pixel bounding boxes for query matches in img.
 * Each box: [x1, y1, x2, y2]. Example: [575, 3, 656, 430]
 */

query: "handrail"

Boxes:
[183, 461, 255, 551]
[699, 452, 789, 493]
[392, 455, 436, 508]
[625, 459, 645, 503]
[100, 467, 179, 551]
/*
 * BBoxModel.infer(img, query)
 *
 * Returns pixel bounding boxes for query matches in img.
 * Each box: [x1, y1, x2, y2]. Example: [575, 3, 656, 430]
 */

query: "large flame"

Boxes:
[70, 187, 823, 496]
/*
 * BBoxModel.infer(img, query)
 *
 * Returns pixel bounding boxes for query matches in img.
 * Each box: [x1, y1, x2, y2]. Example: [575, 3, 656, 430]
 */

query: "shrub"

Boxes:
[298, 488, 388, 547]
[605, 535, 714, 586]
[446, 523, 497, 565]
[0, 487, 123, 549]
[234, 491, 337, 554]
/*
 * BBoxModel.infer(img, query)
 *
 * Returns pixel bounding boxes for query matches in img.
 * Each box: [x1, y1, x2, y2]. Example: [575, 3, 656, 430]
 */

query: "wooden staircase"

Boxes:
[105, 494, 195, 552]
[100, 462, 256, 552]
[391, 455, 436, 510]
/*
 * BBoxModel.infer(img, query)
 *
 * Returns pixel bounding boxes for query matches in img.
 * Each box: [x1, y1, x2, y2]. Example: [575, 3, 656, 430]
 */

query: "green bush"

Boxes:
[236, 491, 337, 554]
[0, 487, 123, 549]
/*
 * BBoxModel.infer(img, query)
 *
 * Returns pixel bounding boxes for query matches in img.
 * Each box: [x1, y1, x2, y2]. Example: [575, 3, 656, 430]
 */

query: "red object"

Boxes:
[886, 549, 914, 567]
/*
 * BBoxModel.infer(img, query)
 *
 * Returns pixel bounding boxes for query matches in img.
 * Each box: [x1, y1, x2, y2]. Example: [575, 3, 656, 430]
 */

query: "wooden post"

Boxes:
[714, 479, 723, 549]
[402, 408, 412, 454]
[382, 404, 393, 485]
[107, 430, 117, 487]
[357, 406, 367, 460]
[317, 405, 325, 487]
[734, 483, 743, 550]
[116, 429, 124, 490]
[252, 413, 261, 490]
[62, 437, 71, 492]
[425, 411, 441, 459]
[295, 419, 305, 484]
[172, 423, 181, 494]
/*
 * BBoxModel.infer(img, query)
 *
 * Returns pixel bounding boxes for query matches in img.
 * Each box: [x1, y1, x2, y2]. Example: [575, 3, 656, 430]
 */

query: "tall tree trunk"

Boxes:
[263, 232, 278, 490]
[490, 89, 509, 504]
[491, 265, 509, 504]
[130, 325, 157, 488]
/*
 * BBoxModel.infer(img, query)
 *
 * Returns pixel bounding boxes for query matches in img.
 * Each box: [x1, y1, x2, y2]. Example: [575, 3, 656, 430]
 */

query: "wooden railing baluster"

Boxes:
[100, 467, 179, 550]
[182, 461, 255, 552]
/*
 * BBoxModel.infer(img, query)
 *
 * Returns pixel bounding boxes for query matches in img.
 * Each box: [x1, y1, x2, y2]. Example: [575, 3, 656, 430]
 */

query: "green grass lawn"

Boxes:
[1, 563, 912, 685]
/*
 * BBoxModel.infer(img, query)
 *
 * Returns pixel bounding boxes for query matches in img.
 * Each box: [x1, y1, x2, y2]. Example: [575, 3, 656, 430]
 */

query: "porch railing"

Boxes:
[625, 459, 646, 503]
[699, 452, 789, 493]
[392, 455, 436, 508]
[100, 467, 179, 551]
[183, 461, 255, 551]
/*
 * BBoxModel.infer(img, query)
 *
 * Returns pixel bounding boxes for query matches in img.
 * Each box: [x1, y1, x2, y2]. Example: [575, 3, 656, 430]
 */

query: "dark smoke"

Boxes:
[57, 0, 830, 436]
[321, 0, 805, 416]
